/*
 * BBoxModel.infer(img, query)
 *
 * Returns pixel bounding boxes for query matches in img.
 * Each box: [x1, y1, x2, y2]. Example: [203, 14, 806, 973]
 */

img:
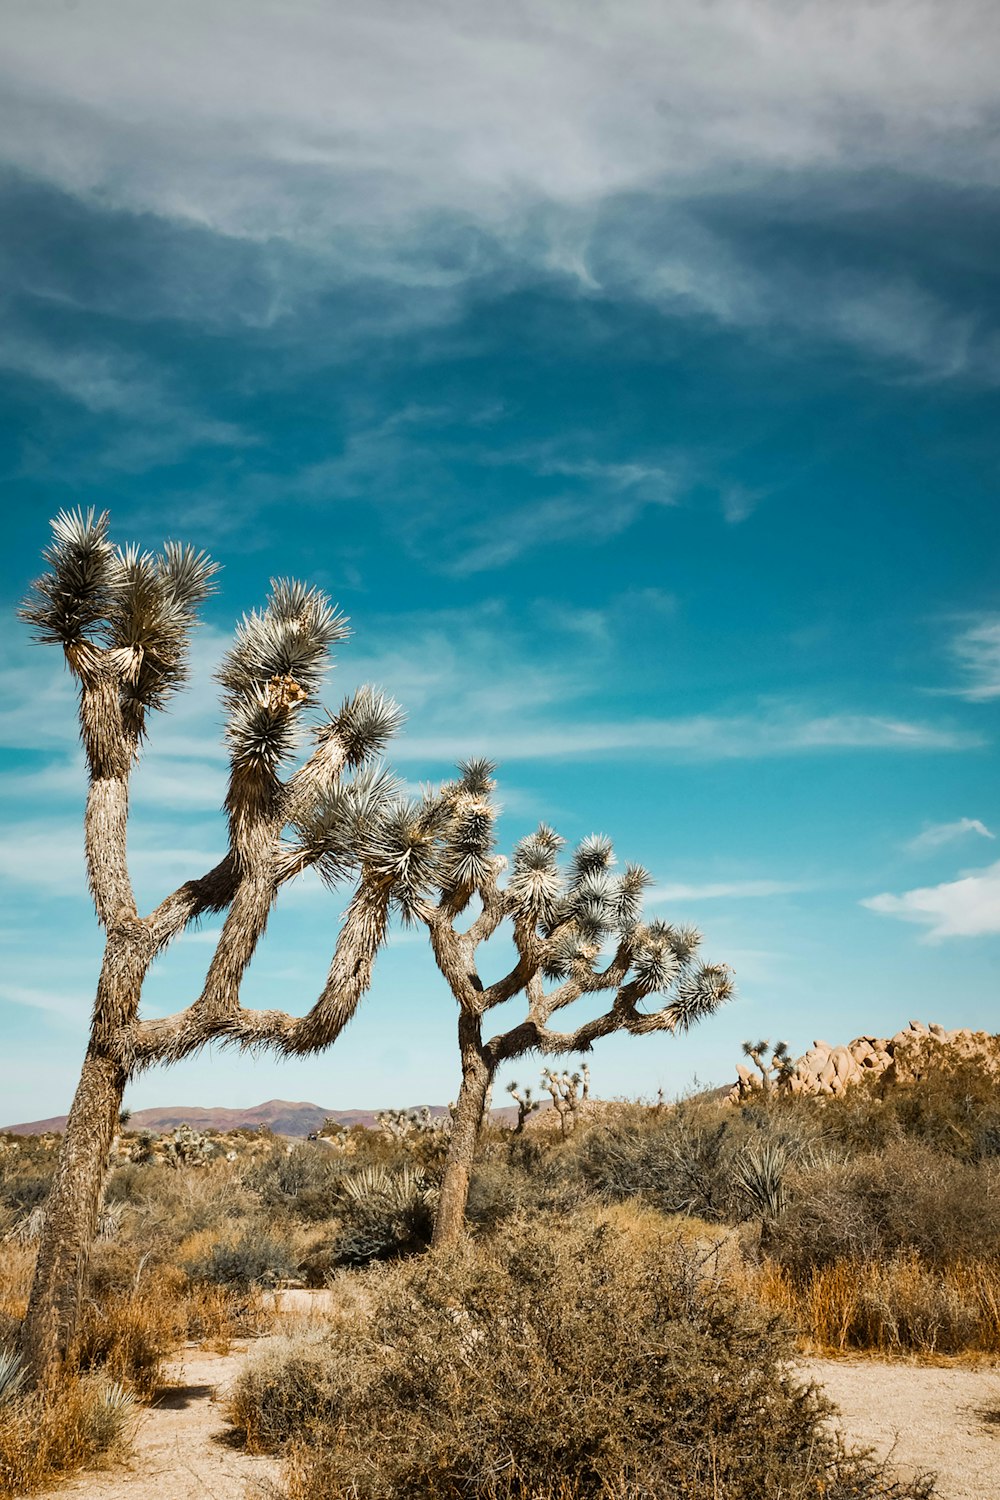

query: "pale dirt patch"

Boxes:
[801, 1357, 1000, 1500]
[38, 1318, 1000, 1500]
[41, 1345, 280, 1500]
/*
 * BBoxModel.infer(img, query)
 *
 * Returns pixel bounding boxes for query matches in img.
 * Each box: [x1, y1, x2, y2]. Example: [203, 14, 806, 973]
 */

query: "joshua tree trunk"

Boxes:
[22, 1047, 126, 1385]
[431, 1014, 492, 1250]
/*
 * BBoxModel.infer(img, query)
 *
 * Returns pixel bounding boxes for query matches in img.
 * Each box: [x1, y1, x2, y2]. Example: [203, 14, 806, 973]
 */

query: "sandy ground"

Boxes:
[40, 1336, 1000, 1500]
[43, 1345, 281, 1500]
[803, 1358, 1000, 1500]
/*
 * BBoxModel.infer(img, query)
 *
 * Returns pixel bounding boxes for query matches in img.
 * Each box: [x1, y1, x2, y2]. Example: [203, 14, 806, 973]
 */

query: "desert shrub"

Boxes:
[77, 1271, 186, 1398]
[0, 1174, 51, 1214]
[182, 1282, 275, 1347]
[880, 1046, 1000, 1161]
[572, 1104, 742, 1219]
[229, 1215, 934, 1500]
[0, 1374, 137, 1495]
[242, 1144, 349, 1220]
[186, 1228, 296, 1288]
[465, 1155, 525, 1230]
[769, 1141, 1000, 1273]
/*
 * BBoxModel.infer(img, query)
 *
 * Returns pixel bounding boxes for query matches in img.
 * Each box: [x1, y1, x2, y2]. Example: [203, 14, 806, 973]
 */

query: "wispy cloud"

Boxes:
[906, 817, 995, 853]
[0, 327, 255, 468]
[650, 879, 805, 902]
[863, 860, 1000, 941]
[947, 617, 1000, 702]
[392, 713, 979, 766]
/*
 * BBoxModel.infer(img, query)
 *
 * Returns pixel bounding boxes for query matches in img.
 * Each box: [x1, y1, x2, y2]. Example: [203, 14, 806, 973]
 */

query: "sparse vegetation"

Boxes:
[5, 1036, 998, 1491]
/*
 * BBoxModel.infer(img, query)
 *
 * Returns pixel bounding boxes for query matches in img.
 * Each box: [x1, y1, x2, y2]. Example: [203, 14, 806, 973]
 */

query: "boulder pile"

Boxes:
[729, 1019, 1000, 1102]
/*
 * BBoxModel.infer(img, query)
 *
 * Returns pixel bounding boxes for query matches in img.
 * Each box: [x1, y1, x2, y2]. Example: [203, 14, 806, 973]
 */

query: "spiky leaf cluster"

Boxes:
[507, 824, 565, 924]
[109, 542, 220, 735]
[665, 962, 734, 1031]
[328, 686, 406, 769]
[361, 796, 455, 923]
[20, 512, 219, 735]
[218, 580, 348, 773]
[19, 509, 115, 646]
[294, 762, 402, 886]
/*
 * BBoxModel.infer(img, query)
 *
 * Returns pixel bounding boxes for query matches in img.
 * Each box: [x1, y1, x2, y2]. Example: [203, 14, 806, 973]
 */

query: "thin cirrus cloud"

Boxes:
[650, 879, 805, 902]
[906, 817, 995, 853]
[863, 860, 1000, 941]
[947, 617, 1000, 702]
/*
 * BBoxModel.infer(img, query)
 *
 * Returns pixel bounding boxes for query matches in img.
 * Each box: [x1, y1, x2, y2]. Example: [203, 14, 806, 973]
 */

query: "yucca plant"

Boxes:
[0, 1347, 26, 1408]
[19, 511, 406, 1386]
[336, 1165, 437, 1266]
[732, 1141, 795, 1223]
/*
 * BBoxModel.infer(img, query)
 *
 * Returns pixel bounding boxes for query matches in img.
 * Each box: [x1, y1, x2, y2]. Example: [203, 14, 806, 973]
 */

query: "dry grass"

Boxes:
[753, 1255, 1000, 1357]
[0, 1374, 137, 1496]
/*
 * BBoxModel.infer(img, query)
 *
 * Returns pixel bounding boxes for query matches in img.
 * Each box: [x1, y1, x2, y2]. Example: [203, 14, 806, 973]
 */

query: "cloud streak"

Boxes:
[1, 0, 998, 389]
[863, 860, 1000, 941]
[906, 817, 995, 853]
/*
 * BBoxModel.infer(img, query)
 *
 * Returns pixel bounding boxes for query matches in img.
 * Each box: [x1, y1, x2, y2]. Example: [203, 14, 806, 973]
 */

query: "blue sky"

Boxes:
[0, 0, 998, 1124]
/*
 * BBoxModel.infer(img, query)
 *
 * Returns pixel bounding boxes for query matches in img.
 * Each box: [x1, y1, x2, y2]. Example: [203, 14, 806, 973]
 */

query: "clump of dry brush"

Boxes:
[229, 1214, 934, 1500]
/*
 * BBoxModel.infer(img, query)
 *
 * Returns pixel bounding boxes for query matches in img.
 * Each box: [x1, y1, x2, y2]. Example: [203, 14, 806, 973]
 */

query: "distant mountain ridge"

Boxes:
[1, 1098, 460, 1138]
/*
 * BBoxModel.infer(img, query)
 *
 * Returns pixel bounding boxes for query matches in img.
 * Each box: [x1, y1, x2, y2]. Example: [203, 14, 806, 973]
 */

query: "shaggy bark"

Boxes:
[432, 1014, 492, 1250]
[22, 1048, 127, 1385]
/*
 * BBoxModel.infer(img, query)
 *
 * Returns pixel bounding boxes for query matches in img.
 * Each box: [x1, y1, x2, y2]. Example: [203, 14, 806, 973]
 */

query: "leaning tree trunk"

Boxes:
[21, 1046, 127, 1386]
[431, 1014, 492, 1250]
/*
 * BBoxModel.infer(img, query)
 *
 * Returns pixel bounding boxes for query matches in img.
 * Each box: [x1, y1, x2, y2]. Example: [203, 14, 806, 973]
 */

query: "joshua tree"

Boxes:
[366, 760, 735, 1248]
[738, 1039, 795, 1097]
[18, 510, 405, 1383]
[541, 1065, 589, 1137]
[505, 1080, 540, 1133]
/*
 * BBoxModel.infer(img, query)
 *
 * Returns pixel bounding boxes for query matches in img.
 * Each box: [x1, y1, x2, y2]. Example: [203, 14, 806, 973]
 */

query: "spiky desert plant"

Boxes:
[364, 760, 734, 1247]
[0, 1348, 26, 1408]
[18, 511, 405, 1385]
[731, 1141, 793, 1222]
[740, 1039, 795, 1097]
[506, 1081, 540, 1134]
[541, 1065, 590, 1137]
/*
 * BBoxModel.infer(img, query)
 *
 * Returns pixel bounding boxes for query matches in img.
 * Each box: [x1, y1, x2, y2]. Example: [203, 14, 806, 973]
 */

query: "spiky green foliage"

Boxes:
[329, 686, 406, 768]
[294, 762, 402, 885]
[218, 580, 349, 773]
[19, 508, 115, 646]
[360, 796, 455, 923]
[19, 512, 220, 741]
[508, 825, 565, 925]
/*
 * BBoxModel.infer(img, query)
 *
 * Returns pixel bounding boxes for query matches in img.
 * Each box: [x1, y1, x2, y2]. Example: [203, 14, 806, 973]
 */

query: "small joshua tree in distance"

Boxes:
[740, 1039, 795, 1097]
[541, 1064, 589, 1137]
[506, 1080, 540, 1134]
[366, 759, 735, 1247]
[18, 510, 405, 1385]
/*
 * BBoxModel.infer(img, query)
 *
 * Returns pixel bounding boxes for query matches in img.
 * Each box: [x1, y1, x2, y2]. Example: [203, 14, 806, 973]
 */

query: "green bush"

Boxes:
[187, 1229, 295, 1288]
[768, 1141, 1000, 1274]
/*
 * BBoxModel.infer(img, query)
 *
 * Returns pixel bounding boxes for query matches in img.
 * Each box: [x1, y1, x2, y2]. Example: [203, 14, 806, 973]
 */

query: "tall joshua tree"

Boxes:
[367, 760, 735, 1248]
[18, 511, 404, 1383]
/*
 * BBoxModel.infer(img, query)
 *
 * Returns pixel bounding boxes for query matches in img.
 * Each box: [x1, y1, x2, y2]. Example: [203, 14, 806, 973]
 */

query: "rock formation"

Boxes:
[729, 1019, 1000, 1102]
